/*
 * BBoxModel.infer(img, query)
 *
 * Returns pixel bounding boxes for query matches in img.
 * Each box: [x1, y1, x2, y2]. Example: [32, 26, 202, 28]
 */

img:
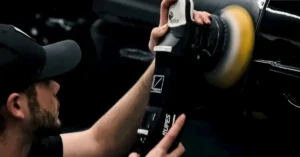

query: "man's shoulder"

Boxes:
[28, 135, 63, 157]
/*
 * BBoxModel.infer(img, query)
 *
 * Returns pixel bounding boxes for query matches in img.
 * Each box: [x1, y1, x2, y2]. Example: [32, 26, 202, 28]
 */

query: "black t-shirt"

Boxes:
[28, 135, 63, 157]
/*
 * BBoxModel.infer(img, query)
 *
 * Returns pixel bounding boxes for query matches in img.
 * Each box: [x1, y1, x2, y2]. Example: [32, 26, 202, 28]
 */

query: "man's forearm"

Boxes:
[91, 60, 155, 156]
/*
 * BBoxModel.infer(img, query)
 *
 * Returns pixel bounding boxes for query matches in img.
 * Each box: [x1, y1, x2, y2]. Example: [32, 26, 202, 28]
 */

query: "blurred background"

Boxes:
[2, 0, 300, 157]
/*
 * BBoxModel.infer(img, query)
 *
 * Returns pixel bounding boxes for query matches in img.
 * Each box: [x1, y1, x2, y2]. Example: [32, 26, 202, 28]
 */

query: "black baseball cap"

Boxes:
[0, 24, 81, 104]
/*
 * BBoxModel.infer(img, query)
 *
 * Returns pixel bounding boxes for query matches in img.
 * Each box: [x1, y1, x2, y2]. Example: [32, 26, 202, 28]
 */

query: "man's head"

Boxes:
[1, 80, 61, 137]
[0, 24, 81, 137]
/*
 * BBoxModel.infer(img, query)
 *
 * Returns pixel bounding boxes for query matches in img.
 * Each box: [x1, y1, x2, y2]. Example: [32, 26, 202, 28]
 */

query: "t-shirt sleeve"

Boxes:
[28, 135, 63, 157]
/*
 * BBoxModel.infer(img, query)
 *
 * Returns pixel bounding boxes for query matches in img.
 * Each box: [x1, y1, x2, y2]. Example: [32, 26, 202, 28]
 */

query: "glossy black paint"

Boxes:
[253, 0, 300, 95]
[259, 1, 300, 42]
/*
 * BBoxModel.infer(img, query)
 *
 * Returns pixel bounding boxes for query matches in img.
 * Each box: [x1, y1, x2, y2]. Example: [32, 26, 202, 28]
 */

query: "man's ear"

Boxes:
[6, 93, 25, 119]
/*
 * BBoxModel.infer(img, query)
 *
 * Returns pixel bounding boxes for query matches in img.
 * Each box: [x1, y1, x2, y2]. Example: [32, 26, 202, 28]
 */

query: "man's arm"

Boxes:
[60, 0, 212, 156]
[61, 60, 155, 157]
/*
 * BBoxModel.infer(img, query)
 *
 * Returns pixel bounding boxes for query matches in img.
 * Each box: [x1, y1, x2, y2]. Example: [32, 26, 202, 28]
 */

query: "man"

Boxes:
[0, 0, 211, 157]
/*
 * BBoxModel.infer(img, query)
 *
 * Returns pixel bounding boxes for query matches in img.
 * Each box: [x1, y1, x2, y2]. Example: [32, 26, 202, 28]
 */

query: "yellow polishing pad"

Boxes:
[204, 5, 255, 88]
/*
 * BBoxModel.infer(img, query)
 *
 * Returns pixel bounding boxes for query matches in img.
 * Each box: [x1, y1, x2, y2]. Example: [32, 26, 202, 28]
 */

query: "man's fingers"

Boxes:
[203, 11, 211, 18]
[199, 11, 211, 24]
[149, 24, 169, 52]
[160, 0, 178, 26]
[194, 13, 203, 25]
[194, 11, 211, 25]
[129, 152, 140, 157]
[156, 114, 186, 150]
[168, 143, 185, 157]
[193, 11, 203, 25]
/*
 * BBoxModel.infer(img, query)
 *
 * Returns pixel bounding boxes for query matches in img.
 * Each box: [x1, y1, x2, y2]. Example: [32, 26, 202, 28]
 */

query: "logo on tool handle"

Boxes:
[151, 75, 165, 94]
[162, 114, 171, 135]
[169, 11, 179, 24]
[167, 0, 195, 27]
[168, 0, 186, 27]
[169, 11, 174, 20]
[162, 114, 176, 136]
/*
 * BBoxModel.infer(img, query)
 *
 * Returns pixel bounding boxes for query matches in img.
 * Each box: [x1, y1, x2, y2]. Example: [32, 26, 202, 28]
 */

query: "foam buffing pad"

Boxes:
[204, 5, 255, 88]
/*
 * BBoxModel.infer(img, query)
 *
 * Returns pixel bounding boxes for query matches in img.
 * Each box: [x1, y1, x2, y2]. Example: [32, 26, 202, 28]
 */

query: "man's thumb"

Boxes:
[149, 24, 169, 52]
[151, 24, 169, 40]
[129, 152, 140, 157]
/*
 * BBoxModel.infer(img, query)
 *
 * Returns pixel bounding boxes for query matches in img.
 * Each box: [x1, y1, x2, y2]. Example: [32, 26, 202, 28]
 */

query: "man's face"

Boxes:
[24, 80, 61, 135]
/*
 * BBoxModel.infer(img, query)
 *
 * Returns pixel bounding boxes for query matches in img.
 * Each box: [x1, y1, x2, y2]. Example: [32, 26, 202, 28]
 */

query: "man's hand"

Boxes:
[60, 1, 211, 157]
[129, 114, 186, 157]
[148, 0, 211, 53]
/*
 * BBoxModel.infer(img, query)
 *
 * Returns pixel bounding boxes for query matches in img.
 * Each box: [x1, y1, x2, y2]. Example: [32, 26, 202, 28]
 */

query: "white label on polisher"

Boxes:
[137, 129, 149, 136]
[168, 0, 186, 27]
[154, 46, 172, 52]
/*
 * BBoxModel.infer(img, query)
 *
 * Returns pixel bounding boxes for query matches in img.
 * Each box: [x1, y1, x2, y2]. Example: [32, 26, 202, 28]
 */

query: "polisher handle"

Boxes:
[153, 0, 195, 57]
[133, 0, 197, 156]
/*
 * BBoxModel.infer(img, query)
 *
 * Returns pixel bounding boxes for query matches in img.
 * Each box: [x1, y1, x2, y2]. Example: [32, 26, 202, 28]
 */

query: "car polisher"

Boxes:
[133, 0, 255, 156]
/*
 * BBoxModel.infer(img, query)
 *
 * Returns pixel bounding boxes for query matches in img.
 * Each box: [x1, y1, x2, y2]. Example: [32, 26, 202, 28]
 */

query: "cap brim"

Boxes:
[38, 40, 81, 80]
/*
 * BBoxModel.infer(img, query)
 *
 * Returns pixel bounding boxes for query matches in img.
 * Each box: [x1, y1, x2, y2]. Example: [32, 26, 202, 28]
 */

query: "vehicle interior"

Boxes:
[2, 0, 300, 156]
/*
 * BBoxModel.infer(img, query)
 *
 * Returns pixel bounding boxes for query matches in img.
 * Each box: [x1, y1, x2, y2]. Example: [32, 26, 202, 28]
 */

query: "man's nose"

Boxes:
[51, 80, 60, 94]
